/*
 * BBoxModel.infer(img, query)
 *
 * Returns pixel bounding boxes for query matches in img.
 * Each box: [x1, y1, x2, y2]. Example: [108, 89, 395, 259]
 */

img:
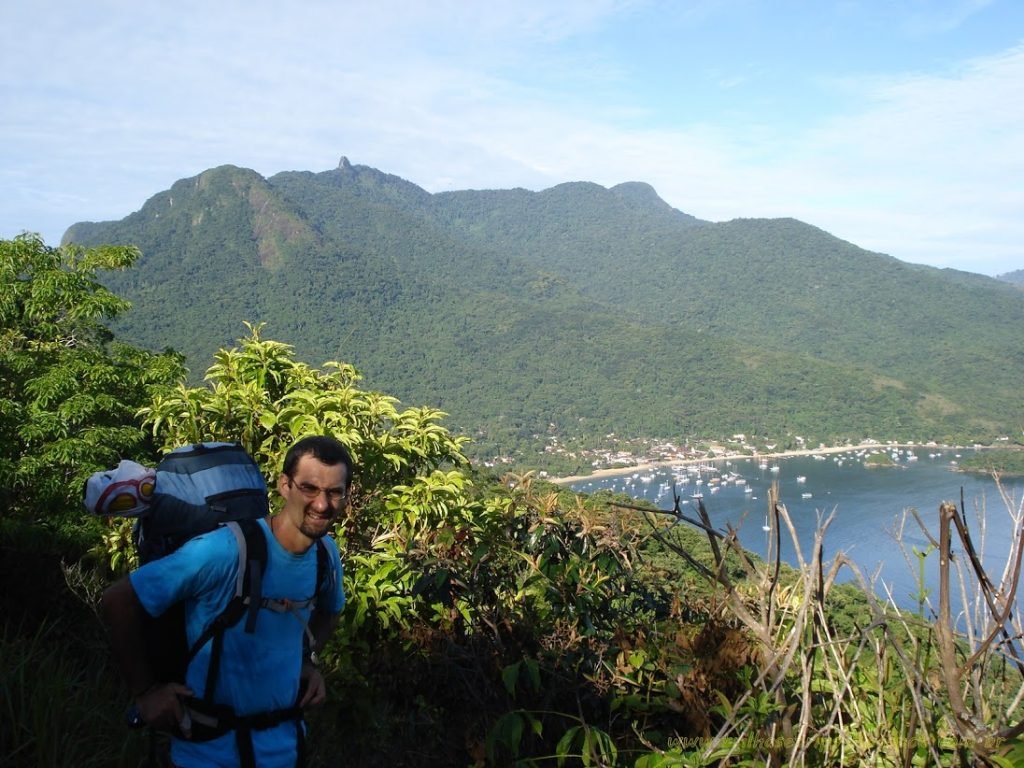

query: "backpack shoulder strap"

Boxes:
[314, 537, 329, 603]
[183, 519, 269, 702]
[233, 518, 267, 633]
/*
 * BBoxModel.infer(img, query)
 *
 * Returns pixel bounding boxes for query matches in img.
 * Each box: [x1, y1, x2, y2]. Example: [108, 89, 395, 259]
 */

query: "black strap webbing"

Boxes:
[242, 520, 267, 633]
[185, 697, 306, 768]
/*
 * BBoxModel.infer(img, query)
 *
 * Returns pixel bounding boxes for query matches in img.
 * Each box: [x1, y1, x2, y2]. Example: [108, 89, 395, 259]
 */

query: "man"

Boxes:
[103, 435, 353, 768]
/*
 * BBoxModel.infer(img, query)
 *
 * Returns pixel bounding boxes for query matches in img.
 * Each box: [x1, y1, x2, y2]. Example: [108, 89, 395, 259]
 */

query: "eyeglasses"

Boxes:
[288, 479, 347, 504]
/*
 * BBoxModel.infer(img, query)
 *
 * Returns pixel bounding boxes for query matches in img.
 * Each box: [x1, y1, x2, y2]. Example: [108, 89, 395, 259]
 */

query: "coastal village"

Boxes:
[530, 433, 967, 484]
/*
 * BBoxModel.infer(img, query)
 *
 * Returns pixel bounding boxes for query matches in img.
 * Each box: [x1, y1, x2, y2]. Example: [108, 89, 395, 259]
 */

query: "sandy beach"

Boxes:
[546, 442, 926, 486]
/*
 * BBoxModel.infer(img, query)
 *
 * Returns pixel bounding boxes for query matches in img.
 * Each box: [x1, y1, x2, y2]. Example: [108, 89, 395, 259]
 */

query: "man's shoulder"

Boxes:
[134, 524, 241, 585]
[184, 523, 246, 558]
[130, 525, 243, 613]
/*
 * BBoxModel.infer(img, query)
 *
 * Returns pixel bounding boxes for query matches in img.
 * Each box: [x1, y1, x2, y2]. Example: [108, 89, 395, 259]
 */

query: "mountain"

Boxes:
[64, 159, 1024, 463]
[997, 269, 1024, 287]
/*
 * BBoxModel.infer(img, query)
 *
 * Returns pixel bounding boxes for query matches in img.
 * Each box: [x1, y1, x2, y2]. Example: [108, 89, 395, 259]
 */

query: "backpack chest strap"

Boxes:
[260, 595, 316, 612]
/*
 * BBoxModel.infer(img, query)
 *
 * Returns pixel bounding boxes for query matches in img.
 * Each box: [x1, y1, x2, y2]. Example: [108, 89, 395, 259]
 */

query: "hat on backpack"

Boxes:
[85, 460, 156, 517]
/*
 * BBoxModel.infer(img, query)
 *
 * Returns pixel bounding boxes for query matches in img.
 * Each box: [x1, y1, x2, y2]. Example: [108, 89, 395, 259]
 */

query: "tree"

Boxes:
[0, 234, 183, 524]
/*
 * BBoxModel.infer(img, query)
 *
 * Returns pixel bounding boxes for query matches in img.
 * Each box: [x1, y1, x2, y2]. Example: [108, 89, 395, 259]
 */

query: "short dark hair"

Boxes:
[282, 435, 354, 490]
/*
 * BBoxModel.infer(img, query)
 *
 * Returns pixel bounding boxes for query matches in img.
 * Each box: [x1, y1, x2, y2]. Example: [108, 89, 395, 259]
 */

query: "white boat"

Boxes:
[796, 475, 806, 483]
[801, 492, 813, 499]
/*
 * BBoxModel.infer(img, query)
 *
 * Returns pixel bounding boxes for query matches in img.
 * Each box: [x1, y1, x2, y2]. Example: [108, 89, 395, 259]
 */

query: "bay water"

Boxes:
[570, 448, 1024, 611]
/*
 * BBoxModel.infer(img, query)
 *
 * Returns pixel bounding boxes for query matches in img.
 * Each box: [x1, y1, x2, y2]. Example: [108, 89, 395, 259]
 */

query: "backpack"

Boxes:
[136, 441, 271, 564]
[88, 442, 329, 699]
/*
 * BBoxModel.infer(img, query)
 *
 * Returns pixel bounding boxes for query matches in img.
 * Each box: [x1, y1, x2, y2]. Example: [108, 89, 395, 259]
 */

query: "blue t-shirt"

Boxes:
[131, 518, 344, 768]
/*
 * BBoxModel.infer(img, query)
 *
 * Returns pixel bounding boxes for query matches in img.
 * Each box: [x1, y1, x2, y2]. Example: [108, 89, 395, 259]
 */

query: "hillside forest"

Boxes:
[62, 160, 1024, 473]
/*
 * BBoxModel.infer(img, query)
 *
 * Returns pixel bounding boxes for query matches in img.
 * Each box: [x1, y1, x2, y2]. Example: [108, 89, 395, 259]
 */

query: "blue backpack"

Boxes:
[136, 441, 270, 563]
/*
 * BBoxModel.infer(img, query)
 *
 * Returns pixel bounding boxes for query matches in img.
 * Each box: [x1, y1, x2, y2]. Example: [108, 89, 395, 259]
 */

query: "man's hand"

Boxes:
[298, 662, 327, 708]
[135, 682, 195, 737]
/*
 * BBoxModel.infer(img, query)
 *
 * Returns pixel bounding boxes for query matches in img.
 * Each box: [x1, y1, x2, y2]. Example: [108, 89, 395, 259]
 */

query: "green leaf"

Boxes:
[486, 712, 525, 763]
[556, 725, 580, 766]
[501, 662, 521, 696]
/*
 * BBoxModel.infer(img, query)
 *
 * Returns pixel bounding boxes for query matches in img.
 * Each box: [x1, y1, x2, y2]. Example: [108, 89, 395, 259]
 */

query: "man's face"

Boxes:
[278, 454, 349, 540]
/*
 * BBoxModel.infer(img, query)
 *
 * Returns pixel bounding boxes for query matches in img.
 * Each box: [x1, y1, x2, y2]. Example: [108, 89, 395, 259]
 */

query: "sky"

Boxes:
[2, 0, 1022, 276]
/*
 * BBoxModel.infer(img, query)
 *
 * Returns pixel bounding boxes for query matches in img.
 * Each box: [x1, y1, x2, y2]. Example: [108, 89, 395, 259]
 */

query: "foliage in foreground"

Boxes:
[4, 235, 1024, 766]
[0, 516, 152, 767]
[617, 484, 1024, 767]
[0, 234, 183, 527]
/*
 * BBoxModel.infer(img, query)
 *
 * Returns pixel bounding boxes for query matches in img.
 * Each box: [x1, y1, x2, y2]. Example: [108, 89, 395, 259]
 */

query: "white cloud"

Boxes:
[767, 43, 1024, 271]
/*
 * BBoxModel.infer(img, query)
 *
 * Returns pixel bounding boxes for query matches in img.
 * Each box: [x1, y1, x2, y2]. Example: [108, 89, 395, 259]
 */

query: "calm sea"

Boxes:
[570, 448, 1024, 611]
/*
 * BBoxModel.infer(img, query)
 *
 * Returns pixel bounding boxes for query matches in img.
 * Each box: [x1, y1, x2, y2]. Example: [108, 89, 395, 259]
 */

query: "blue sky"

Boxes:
[2, 0, 1022, 276]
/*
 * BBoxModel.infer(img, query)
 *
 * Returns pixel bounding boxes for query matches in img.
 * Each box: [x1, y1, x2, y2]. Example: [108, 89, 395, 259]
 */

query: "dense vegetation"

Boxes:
[5, 234, 1024, 767]
[959, 448, 1024, 477]
[63, 161, 1024, 469]
[997, 269, 1024, 286]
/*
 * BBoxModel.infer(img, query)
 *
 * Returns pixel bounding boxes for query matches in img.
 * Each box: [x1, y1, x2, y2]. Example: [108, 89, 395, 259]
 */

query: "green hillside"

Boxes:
[64, 160, 1024, 466]
[998, 268, 1024, 286]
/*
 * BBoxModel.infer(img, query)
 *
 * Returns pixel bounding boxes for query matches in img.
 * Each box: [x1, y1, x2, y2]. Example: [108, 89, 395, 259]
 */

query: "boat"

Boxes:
[801, 492, 813, 499]
[796, 475, 806, 483]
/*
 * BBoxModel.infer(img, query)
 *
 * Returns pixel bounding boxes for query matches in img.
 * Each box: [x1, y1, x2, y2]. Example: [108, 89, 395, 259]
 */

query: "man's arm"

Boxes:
[308, 604, 342, 656]
[298, 606, 341, 708]
[101, 577, 193, 734]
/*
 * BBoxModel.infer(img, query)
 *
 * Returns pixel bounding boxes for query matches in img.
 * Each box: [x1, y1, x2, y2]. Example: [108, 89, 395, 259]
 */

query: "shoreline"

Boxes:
[546, 443, 947, 486]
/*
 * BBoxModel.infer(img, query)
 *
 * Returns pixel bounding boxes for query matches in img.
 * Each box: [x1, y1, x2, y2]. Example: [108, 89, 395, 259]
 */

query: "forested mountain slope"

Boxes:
[64, 159, 1024, 462]
[998, 269, 1024, 286]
